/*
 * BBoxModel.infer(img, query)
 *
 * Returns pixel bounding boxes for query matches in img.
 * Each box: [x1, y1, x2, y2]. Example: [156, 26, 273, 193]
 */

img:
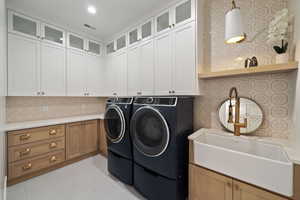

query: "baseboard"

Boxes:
[1, 176, 7, 200]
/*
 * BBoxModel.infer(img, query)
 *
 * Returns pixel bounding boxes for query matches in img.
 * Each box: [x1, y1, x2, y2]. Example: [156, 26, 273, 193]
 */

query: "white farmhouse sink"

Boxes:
[193, 131, 293, 197]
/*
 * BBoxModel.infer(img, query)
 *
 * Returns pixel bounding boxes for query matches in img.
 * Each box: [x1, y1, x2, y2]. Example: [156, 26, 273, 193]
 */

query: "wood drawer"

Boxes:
[8, 150, 65, 180]
[7, 125, 65, 147]
[8, 137, 65, 163]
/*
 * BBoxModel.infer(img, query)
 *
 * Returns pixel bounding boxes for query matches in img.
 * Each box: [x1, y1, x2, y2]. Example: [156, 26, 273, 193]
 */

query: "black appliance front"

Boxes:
[104, 98, 133, 159]
[131, 97, 193, 179]
[108, 150, 133, 185]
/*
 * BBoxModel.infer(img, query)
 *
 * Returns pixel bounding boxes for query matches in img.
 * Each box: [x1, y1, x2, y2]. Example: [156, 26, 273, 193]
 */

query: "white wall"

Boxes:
[289, 0, 300, 150]
[0, 0, 6, 199]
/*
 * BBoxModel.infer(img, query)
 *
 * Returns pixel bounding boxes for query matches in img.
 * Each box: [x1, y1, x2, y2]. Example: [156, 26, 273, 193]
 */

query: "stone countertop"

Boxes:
[3, 114, 105, 132]
[189, 128, 300, 165]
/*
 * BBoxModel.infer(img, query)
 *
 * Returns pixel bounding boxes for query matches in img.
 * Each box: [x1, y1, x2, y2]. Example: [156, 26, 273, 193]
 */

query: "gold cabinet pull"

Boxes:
[226, 182, 232, 188]
[50, 156, 57, 163]
[20, 134, 31, 141]
[19, 148, 31, 157]
[49, 142, 57, 149]
[49, 129, 57, 136]
[22, 163, 32, 171]
[235, 184, 239, 191]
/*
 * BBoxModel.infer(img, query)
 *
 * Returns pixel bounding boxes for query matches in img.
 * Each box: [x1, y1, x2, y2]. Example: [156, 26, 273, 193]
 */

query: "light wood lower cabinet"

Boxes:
[7, 119, 102, 185]
[189, 164, 289, 200]
[66, 120, 98, 160]
[189, 164, 233, 200]
[99, 120, 107, 156]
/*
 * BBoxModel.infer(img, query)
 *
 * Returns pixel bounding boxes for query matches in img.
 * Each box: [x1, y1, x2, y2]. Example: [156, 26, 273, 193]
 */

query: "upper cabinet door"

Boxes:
[87, 40, 101, 56]
[106, 41, 115, 55]
[173, 0, 195, 27]
[40, 43, 66, 96]
[8, 34, 39, 96]
[154, 32, 173, 96]
[155, 9, 172, 36]
[173, 22, 196, 95]
[67, 50, 86, 96]
[113, 51, 128, 96]
[86, 55, 103, 96]
[141, 20, 153, 41]
[140, 40, 154, 96]
[41, 23, 66, 47]
[116, 35, 127, 51]
[68, 33, 85, 52]
[127, 45, 141, 96]
[129, 28, 139, 46]
[8, 10, 40, 40]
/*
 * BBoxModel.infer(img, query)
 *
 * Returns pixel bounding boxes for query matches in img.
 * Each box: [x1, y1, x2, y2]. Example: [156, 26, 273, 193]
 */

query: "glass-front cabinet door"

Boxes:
[116, 35, 126, 51]
[106, 42, 115, 55]
[88, 40, 101, 55]
[155, 9, 171, 35]
[174, 0, 195, 27]
[68, 33, 85, 51]
[41, 24, 65, 47]
[141, 20, 153, 40]
[8, 10, 40, 39]
[129, 29, 139, 46]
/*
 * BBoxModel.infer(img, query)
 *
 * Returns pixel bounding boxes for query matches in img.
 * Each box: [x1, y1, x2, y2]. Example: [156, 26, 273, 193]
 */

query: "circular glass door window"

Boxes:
[131, 106, 170, 157]
[104, 105, 125, 143]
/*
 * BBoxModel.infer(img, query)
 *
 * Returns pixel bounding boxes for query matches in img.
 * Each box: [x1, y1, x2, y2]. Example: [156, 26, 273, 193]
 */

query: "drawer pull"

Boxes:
[49, 142, 57, 149]
[20, 134, 31, 141]
[49, 129, 57, 136]
[22, 163, 32, 171]
[50, 156, 57, 163]
[19, 148, 31, 157]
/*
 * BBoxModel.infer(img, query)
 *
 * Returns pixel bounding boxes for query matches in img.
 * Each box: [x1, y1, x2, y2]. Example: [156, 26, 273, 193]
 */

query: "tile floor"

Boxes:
[7, 155, 145, 200]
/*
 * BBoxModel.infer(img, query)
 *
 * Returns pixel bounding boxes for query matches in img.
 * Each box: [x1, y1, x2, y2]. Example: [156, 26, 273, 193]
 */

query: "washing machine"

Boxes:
[104, 97, 134, 185]
[130, 97, 193, 200]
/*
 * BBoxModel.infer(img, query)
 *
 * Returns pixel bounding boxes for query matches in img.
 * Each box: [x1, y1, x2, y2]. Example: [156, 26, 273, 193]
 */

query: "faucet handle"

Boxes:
[228, 104, 234, 123]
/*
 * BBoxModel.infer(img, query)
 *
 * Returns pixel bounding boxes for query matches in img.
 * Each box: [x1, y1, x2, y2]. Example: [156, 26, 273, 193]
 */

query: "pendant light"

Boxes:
[225, 0, 246, 44]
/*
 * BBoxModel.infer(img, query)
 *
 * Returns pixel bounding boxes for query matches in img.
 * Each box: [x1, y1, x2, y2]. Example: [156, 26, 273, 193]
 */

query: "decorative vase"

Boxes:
[275, 53, 289, 64]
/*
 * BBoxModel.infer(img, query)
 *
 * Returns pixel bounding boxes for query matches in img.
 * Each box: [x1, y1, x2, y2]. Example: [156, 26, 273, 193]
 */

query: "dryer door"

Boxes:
[131, 106, 170, 157]
[104, 105, 126, 143]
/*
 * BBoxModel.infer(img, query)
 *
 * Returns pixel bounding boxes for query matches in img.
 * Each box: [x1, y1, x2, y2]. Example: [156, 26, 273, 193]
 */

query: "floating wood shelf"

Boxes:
[198, 62, 299, 79]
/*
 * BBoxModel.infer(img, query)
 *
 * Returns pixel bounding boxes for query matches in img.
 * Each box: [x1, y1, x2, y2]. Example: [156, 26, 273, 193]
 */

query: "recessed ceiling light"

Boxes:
[87, 5, 97, 15]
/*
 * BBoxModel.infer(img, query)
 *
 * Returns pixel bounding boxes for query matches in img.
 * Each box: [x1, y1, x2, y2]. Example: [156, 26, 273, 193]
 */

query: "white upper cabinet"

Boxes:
[67, 50, 86, 96]
[154, 31, 173, 95]
[172, 22, 196, 95]
[106, 41, 115, 55]
[8, 34, 39, 96]
[141, 20, 153, 40]
[8, 10, 40, 40]
[67, 33, 85, 52]
[127, 45, 141, 96]
[41, 23, 65, 47]
[86, 55, 103, 96]
[87, 40, 101, 55]
[116, 35, 127, 51]
[139, 40, 154, 95]
[40, 43, 66, 96]
[113, 51, 128, 96]
[155, 9, 172, 36]
[173, 0, 195, 27]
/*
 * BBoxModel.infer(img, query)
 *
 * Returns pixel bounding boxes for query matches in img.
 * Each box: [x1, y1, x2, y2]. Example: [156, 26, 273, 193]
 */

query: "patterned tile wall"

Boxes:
[6, 97, 107, 123]
[203, 0, 288, 71]
[194, 72, 295, 139]
[196, 0, 294, 139]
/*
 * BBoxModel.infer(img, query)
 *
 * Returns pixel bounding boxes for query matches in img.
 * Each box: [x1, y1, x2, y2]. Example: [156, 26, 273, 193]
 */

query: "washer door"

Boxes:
[104, 105, 126, 143]
[131, 106, 170, 157]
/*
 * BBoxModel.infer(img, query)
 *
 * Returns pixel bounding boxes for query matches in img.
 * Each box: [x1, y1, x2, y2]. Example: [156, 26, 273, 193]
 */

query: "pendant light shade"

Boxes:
[225, 1, 246, 44]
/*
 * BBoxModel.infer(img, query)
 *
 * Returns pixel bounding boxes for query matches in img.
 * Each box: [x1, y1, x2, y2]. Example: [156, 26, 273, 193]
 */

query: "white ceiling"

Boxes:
[6, 0, 177, 41]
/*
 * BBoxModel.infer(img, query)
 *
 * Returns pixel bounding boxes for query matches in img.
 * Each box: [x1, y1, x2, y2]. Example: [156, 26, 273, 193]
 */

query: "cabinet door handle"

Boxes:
[22, 163, 32, 171]
[50, 156, 57, 163]
[234, 184, 239, 191]
[41, 91, 45, 95]
[20, 134, 31, 141]
[37, 92, 41, 96]
[49, 142, 57, 149]
[169, 25, 172, 28]
[226, 182, 232, 188]
[49, 129, 57, 136]
[20, 148, 31, 157]
[172, 90, 176, 94]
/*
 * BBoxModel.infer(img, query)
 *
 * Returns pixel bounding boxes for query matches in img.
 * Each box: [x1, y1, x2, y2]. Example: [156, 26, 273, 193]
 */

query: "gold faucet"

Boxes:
[228, 87, 247, 136]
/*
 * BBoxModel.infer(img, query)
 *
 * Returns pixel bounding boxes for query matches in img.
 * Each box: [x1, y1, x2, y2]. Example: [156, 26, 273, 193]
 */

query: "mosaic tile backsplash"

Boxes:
[194, 72, 295, 139]
[6, 97, 106, 123]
